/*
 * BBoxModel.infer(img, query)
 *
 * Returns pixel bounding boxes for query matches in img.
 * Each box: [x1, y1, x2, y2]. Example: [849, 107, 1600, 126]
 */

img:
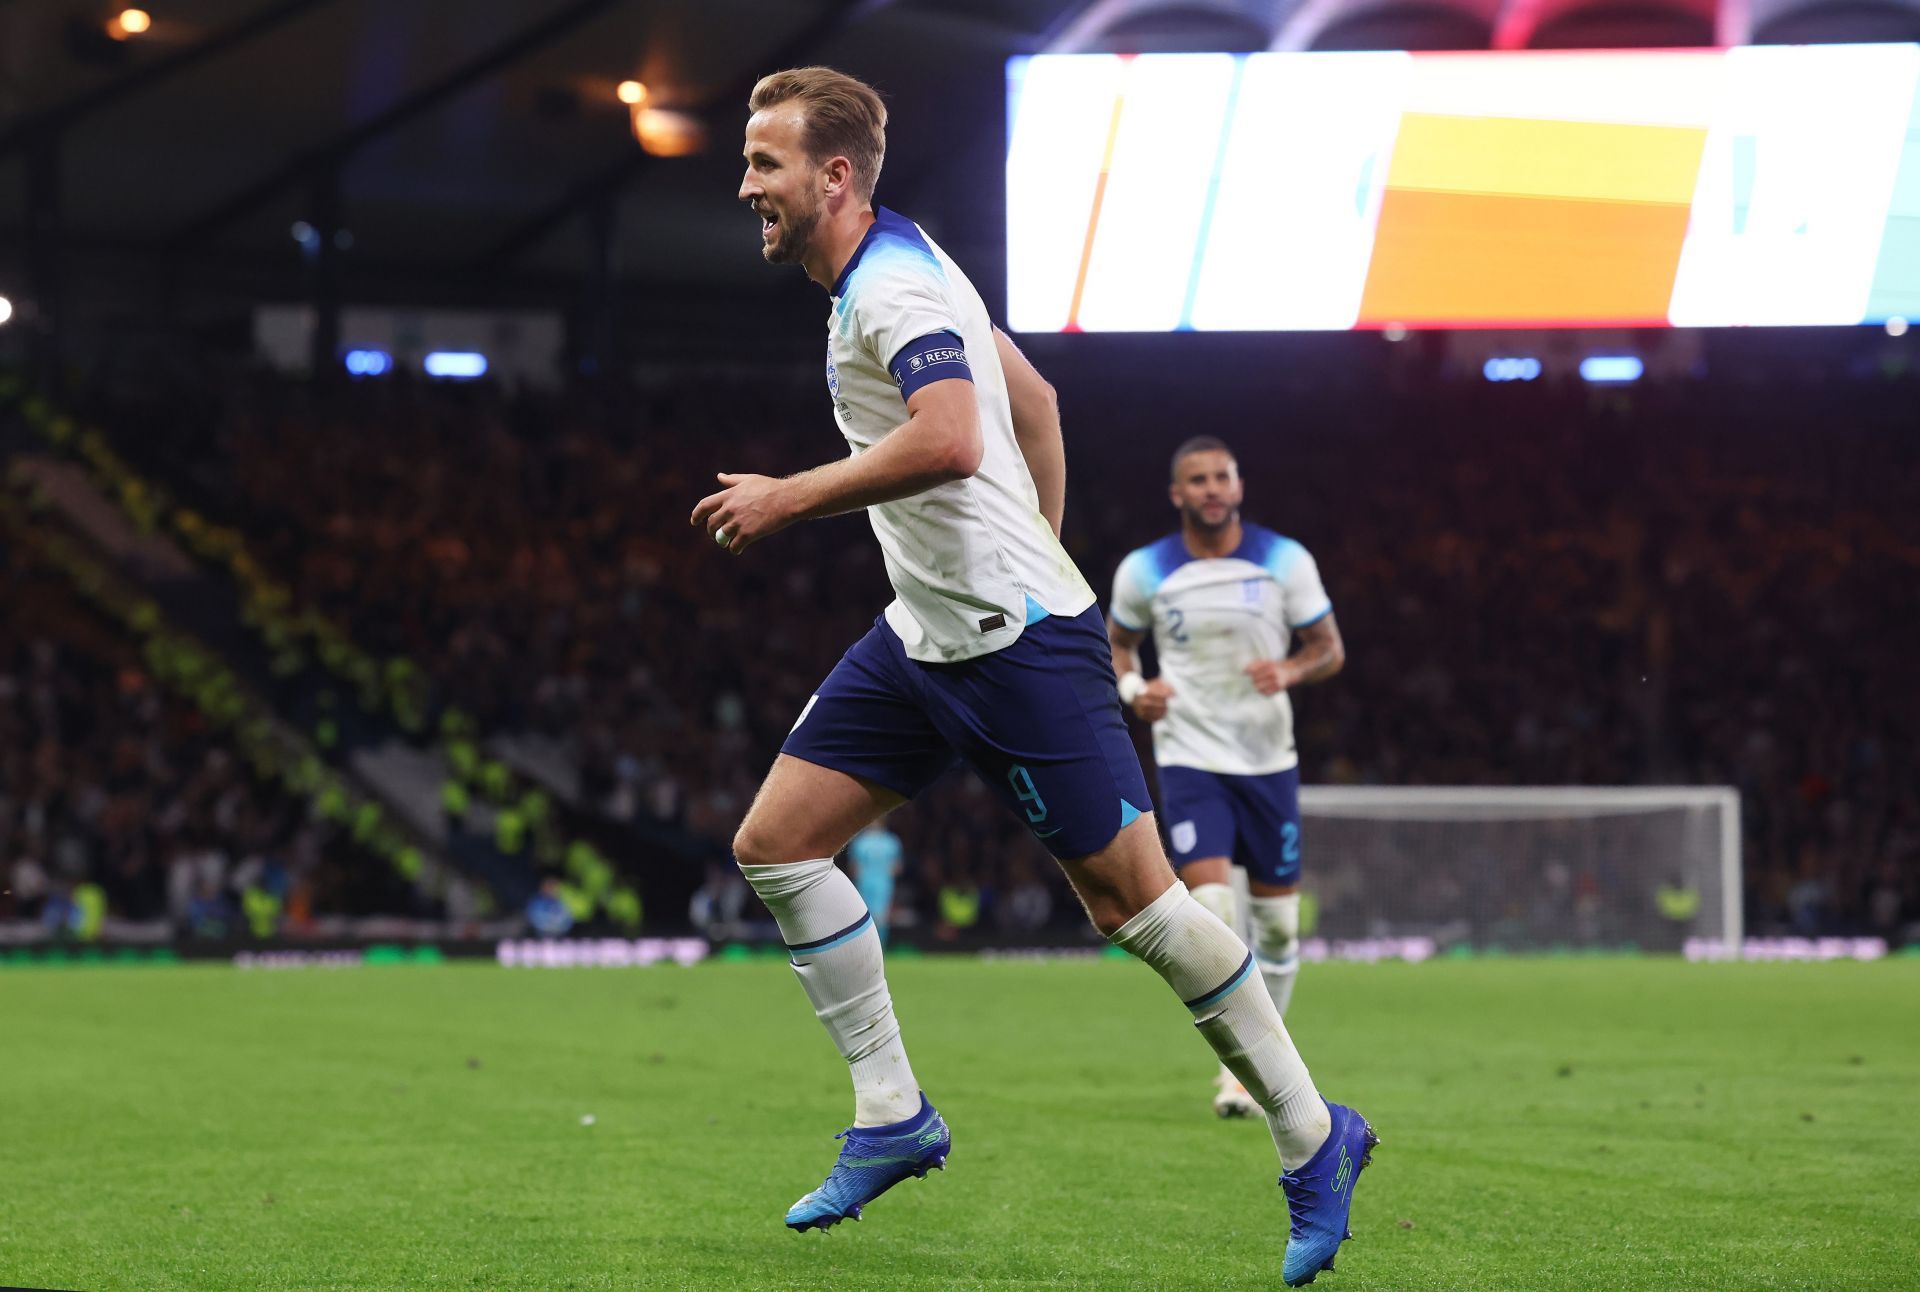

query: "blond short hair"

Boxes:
[749, 66, 887, 203]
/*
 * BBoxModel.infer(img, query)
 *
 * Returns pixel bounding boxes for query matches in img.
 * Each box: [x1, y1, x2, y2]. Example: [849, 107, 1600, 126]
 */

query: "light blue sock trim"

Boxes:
[788, 910, 874, 962]
[1183, 951, 1255, 1014]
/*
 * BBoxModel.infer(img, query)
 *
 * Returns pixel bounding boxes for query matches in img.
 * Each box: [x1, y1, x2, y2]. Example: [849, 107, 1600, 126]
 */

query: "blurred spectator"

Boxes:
[688, 860, 752, 940]
[0, 541, 423, 937]
[848, 820, 904, 944]
[526, 878, 575, 938]
[64, 362, 1920, 941]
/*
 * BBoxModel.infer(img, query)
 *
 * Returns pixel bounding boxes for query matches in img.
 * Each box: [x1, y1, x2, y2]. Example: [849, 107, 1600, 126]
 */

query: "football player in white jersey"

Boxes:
[691, 68, 1373, 1284]
[1108, 437, 1347, 1119]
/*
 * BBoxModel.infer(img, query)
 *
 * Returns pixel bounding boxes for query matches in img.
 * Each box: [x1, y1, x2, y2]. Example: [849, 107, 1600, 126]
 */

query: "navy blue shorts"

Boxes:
[1158, 764, 1303, 887]
[782, 605, 1152, 860]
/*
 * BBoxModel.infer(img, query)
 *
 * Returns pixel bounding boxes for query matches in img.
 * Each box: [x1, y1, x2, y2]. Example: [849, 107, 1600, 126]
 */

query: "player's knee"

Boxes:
[731, 819, 790, 869]
[1248, 893, 1301, 964]
[1188, 881, 1236, 928]
[1081, 892, 1134, 937]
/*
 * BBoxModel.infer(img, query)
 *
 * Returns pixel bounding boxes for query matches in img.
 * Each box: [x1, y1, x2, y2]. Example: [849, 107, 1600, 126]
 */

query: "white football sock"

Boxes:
[1248, 893, 1302, 1016]
[739, 858, 920, 1127]
[1187, 882, 1240, 1085]
[1111, 882, 1330, 1167]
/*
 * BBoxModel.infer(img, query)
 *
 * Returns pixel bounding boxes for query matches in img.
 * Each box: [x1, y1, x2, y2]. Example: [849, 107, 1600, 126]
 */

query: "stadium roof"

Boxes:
[3, 0, 1918, 312]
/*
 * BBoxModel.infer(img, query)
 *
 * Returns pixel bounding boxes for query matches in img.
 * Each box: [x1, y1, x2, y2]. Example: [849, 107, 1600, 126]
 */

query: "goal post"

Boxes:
[1287, 787, 1742, 954]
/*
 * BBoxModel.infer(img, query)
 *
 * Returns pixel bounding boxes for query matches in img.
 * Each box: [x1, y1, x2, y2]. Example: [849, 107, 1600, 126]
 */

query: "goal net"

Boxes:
[1291, 787, 1741, 954]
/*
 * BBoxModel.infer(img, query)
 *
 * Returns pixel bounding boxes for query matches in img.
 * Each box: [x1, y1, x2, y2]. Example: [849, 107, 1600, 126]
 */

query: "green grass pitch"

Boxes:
[3, 956, 1916, 1290]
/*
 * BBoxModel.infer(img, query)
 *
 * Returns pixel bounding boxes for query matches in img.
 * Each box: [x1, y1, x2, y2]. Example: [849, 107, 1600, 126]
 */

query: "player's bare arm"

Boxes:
[1108, 617, 1174, 721]
[691, 377, 982, 554]
[994, 326, 1064, 537]
[1244, 614, 1345, 696]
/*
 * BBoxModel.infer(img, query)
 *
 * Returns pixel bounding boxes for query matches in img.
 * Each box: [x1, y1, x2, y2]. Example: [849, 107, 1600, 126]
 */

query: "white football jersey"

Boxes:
[826, 207, 1092, 663]
[1109, 524, 1332, 776]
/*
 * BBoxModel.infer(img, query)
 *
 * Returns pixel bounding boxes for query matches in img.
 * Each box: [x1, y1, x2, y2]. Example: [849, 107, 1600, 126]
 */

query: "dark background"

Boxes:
[2, 1, 1916, 953]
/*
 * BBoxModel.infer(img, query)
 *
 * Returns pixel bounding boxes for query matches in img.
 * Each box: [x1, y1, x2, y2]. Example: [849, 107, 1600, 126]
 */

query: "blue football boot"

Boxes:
[1280, 1101, 1379, 1285]
[785, 1094, 950, 1232]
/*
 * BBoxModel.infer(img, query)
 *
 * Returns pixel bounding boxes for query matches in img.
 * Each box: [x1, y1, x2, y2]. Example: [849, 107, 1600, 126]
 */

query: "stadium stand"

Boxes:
[0, 516, 429, 939]
[21, 358, 1916, 946]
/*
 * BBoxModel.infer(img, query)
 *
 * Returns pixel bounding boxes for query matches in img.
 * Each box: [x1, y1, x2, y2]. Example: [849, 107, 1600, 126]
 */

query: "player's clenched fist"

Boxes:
[690, 472, 795, 555]
[1243, 659, 1294, 696]
[1131, 677, 1175, 722]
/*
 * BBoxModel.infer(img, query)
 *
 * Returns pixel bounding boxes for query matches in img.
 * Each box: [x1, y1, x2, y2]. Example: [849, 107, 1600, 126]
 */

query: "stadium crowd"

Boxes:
[0, 536, 424, 939]
[44, 357, 1920, 945]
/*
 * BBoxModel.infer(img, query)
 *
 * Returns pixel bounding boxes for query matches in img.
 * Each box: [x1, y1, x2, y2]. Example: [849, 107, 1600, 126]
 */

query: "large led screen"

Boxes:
[1005, 46, 1920, 331]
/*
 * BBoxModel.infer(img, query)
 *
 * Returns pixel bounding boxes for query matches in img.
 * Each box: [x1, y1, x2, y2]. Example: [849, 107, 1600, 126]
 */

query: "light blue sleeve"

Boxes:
[1109, 550, 1152, 633]
[1280, 544, 1333, 628]
[856, 246, 961, 378]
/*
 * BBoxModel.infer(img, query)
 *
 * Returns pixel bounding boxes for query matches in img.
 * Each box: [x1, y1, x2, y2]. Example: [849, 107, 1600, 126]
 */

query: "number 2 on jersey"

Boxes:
[1165, 608, 1188, 644]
